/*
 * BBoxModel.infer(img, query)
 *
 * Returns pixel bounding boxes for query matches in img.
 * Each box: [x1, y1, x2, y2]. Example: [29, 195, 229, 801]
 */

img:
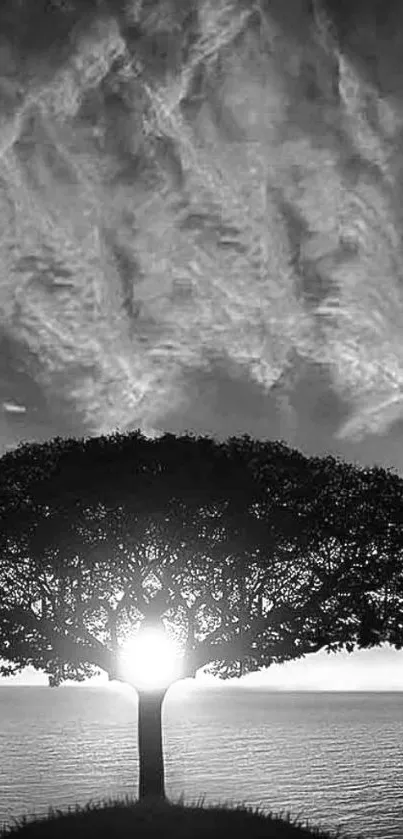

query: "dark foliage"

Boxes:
[1, 431, 402, 685]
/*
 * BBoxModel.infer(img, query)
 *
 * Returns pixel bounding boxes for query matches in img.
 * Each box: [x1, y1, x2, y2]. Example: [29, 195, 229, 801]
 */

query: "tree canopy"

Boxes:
[1, 430, 403, 687]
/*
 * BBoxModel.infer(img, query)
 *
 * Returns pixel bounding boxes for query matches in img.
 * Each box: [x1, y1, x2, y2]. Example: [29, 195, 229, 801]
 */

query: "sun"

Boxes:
[119, 626, 183, 689]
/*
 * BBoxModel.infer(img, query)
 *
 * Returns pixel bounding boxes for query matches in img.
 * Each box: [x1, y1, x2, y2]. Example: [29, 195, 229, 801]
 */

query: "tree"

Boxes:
[1, 431, 402, 799]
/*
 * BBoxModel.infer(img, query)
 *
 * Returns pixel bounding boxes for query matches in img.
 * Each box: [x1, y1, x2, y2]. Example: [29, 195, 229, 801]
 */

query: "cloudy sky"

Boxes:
[1, 0, 403, 688]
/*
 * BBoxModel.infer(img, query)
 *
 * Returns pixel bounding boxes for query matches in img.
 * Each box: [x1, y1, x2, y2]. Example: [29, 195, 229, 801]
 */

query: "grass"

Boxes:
[0, 795, 365, 839]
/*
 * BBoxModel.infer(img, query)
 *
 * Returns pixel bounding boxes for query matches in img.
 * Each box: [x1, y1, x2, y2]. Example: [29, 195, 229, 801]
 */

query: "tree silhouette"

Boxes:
[1, 431, 402, 799]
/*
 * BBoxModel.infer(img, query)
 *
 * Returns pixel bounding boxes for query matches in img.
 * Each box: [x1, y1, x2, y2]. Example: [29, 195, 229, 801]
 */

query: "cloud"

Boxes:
[2, 402, 26, 413]
[0, 0, 403, 441]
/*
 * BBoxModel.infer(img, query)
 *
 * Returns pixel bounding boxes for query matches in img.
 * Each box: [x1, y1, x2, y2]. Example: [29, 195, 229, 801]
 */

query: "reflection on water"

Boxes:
[1, 685, 403, 839]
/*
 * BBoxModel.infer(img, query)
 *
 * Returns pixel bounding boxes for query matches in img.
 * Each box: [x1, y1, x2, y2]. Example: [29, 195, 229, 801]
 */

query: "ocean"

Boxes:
[1, 685, 402, 838]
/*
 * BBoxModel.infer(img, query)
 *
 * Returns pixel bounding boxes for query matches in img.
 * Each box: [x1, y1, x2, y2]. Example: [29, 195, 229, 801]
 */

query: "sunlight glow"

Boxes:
[119, 626, 183, 689]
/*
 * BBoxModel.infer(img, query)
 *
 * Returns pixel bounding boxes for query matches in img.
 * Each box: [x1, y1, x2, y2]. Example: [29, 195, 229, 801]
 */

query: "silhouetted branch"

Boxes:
[1, 604, 114, 672]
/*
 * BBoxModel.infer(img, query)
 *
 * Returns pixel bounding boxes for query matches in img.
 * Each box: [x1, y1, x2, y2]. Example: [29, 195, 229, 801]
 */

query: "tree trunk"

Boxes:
[137, 687, 168, 800]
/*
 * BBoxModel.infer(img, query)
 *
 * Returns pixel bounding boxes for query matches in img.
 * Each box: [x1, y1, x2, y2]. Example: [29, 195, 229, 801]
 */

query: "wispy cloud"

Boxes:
[2, 402, 27, 413]
[0, 0, 402, 441]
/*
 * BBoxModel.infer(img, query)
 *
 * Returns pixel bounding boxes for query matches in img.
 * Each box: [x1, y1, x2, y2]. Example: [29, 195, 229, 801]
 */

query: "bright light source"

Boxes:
[119, 626, 183, 689]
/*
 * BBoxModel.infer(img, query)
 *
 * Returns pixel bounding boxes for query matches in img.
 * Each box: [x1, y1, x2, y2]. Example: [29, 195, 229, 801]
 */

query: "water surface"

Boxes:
[1, 686, 402, 838]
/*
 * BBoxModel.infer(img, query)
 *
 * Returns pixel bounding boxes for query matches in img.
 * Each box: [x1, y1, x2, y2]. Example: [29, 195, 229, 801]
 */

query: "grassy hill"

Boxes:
[0, 796, 364, 839]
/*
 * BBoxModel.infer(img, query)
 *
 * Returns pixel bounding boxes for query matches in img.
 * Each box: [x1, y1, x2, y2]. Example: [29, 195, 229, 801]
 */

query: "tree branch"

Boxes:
[7, 605, 115, 674]
[189, 616, 268, 671]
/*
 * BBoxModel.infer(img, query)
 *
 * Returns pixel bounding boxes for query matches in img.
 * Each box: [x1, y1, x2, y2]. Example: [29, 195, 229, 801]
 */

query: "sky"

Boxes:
[1, 0, 403, 689]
